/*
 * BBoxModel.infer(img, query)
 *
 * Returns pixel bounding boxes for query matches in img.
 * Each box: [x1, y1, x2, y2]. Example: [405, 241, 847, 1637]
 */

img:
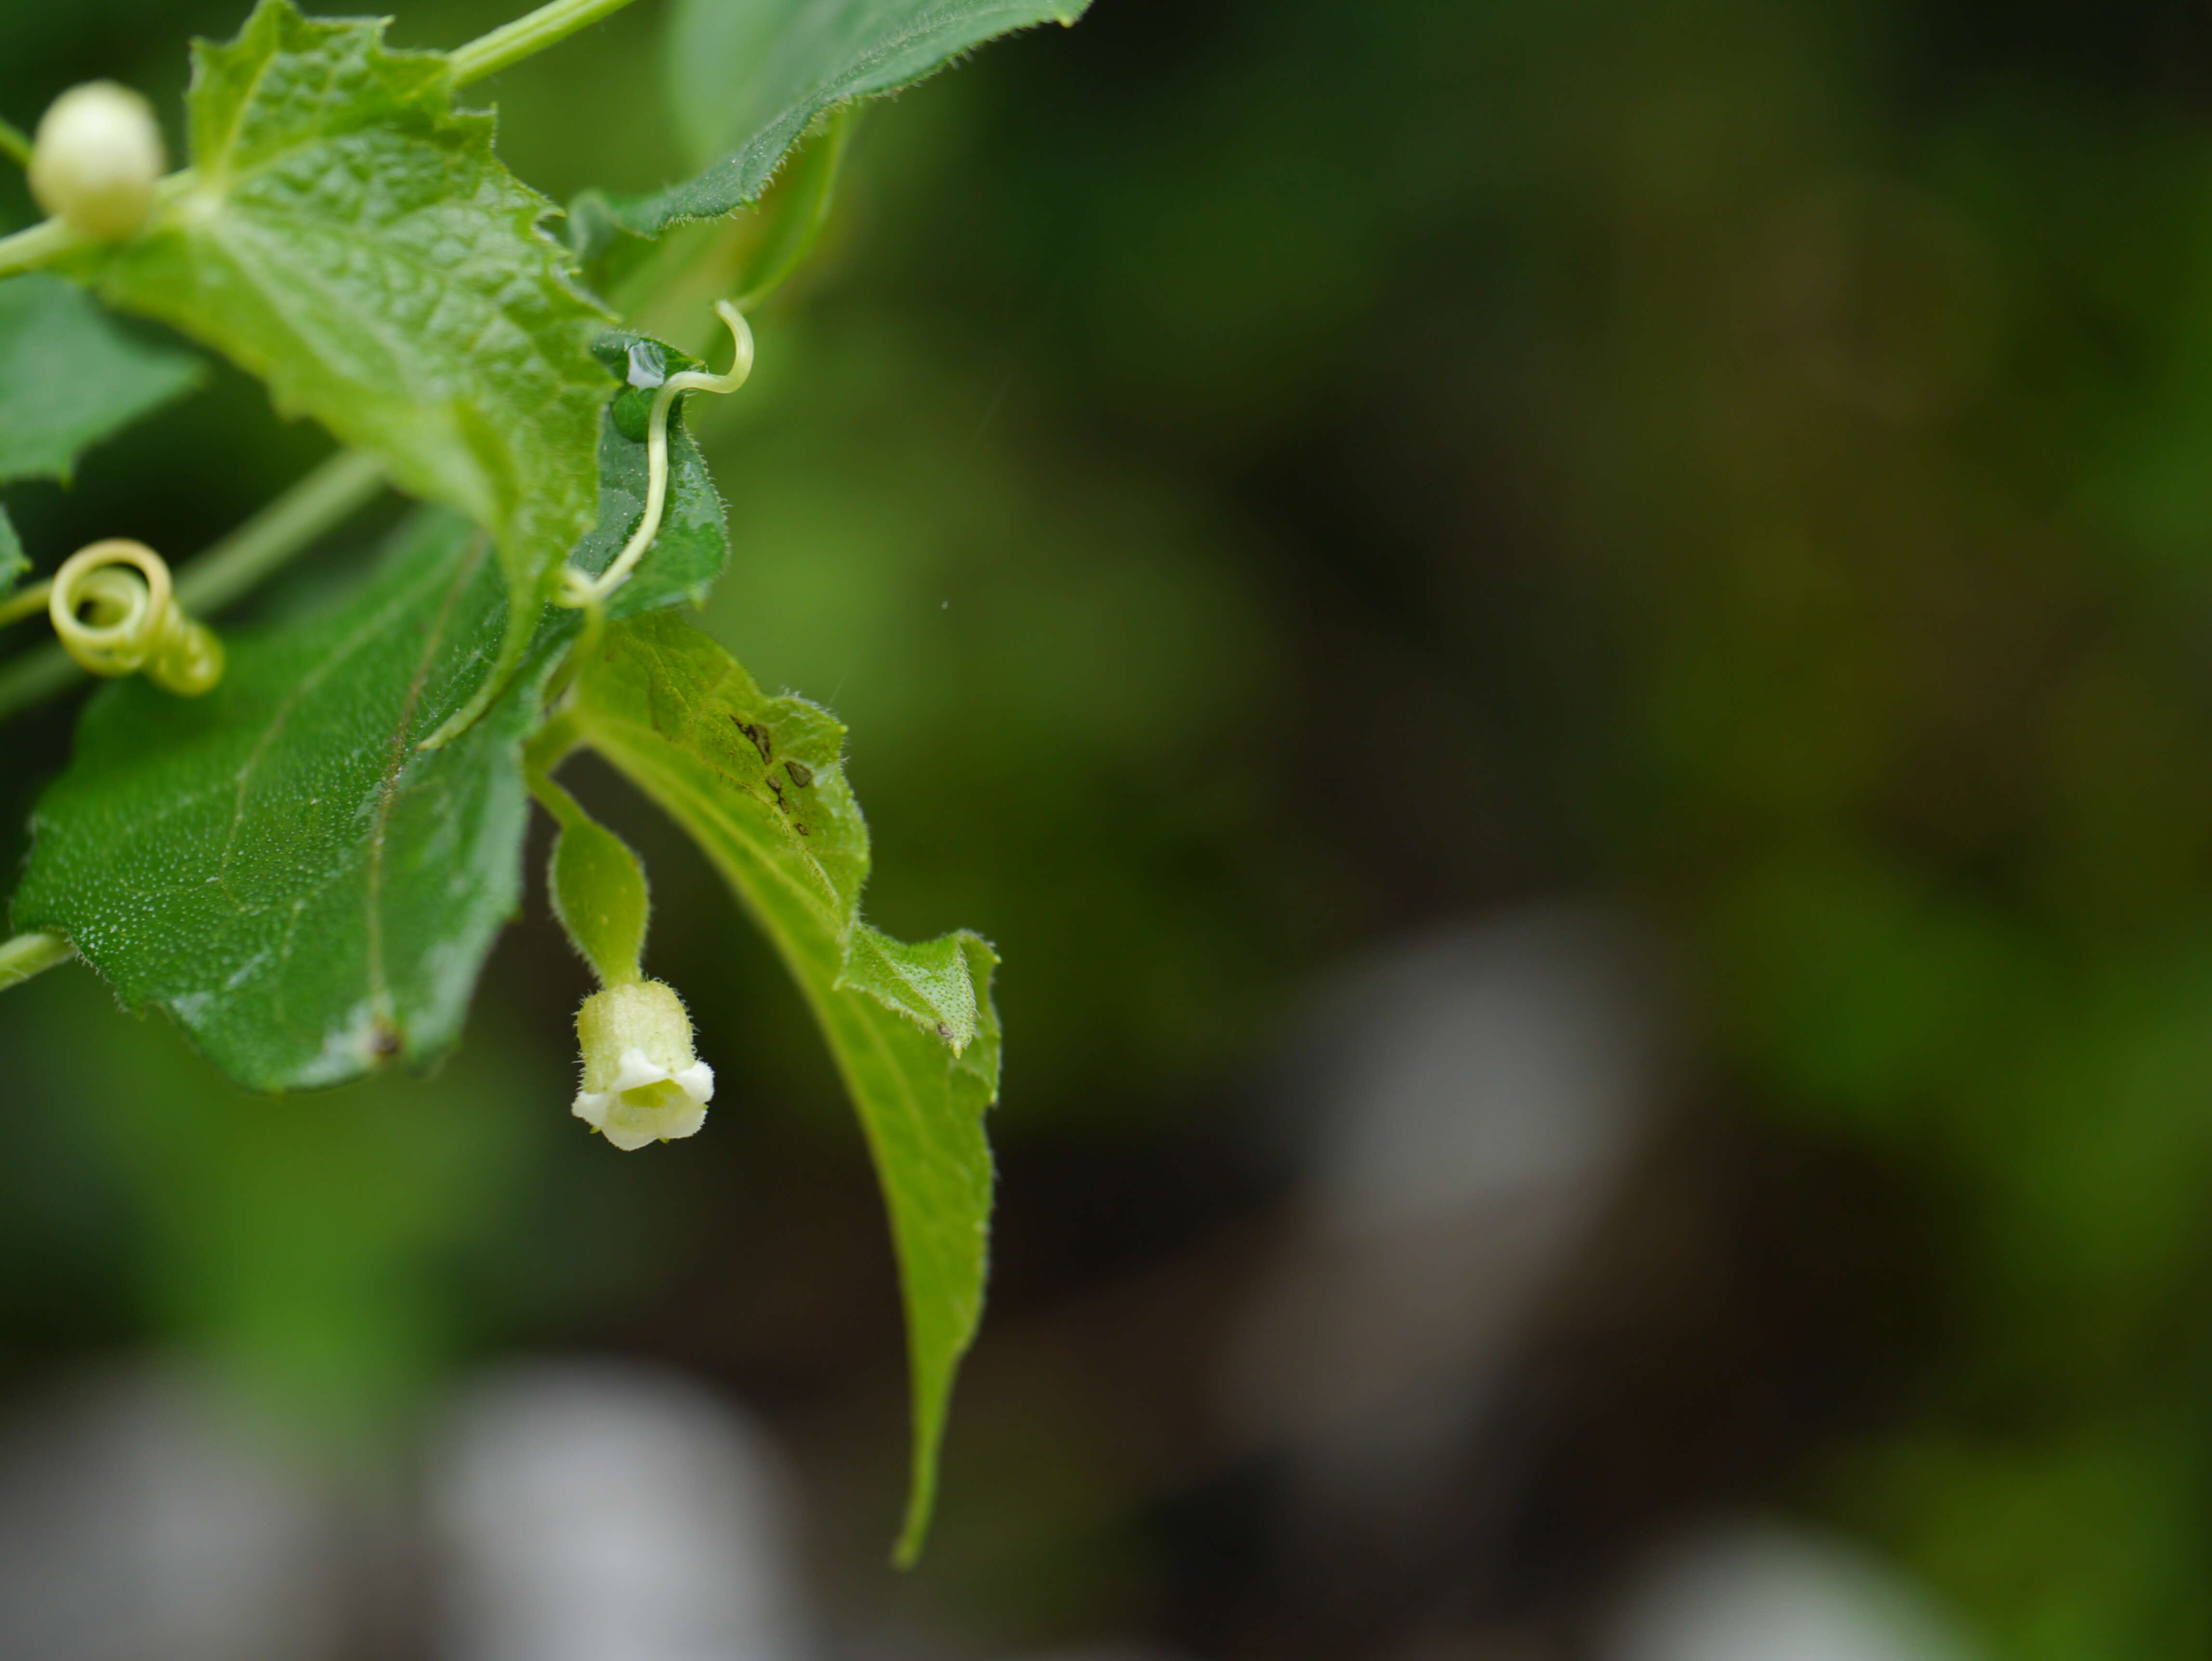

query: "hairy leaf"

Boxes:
[842, 924, 982, 1053]
[570, 612, 999, 1563]
[66, 0, 609, 730]
[593, 0, 1092, 244]
[0, 274, 199, 485]
[12, 508, 552, 1091]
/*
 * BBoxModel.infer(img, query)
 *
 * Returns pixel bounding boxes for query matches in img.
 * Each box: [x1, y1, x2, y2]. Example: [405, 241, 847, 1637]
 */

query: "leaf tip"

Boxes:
[890, 1463, 938, 1570]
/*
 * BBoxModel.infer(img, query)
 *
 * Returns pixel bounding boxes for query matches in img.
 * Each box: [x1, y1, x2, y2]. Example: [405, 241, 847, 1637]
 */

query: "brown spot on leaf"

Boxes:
[784, 759, 814, 788]
[730, 717, 772, 764]
[369, 1023, 402, 1058]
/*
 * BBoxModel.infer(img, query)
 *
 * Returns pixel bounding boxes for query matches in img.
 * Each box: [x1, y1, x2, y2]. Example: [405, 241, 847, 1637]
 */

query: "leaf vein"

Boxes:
[362, 531, 487, 1023]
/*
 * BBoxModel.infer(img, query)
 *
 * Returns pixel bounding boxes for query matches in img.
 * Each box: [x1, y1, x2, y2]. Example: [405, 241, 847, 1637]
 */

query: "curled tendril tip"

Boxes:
[44, 539, 223, 695]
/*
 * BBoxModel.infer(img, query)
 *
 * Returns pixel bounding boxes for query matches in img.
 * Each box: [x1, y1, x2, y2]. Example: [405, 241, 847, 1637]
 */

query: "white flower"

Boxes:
[571, 979, 715, 1151]
[29, 82, 165, 241]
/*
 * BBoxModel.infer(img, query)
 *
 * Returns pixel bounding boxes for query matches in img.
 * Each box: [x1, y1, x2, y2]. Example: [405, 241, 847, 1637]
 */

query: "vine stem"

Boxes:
[0, 215, 81, 281]
[174, 449, 387, 615]
[0, 448, 387, 721]
[0, 932, 72, 991]
[0, 581, 49, 628]
[448, 0, 645, 86]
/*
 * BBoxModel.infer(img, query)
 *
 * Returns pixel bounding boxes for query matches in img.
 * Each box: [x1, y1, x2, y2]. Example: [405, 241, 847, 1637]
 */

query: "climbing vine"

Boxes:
[0, 0, 1091, 1562]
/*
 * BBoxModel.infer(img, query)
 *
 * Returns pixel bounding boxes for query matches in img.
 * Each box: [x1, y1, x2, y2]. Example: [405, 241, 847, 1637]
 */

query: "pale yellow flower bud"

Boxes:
[572, 979, 714, 1151]
[29, 82, 164, 241]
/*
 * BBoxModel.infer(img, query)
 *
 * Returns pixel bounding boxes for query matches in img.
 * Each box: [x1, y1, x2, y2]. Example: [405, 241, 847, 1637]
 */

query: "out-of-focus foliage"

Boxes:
[0, 271, 198, 600]
[0, 274, 196, 486]
[693, 0, 2212, 1646]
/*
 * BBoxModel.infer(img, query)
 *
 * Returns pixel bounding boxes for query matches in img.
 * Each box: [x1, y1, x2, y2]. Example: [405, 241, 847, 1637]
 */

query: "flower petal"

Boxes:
[609, 1046, 672, 1092]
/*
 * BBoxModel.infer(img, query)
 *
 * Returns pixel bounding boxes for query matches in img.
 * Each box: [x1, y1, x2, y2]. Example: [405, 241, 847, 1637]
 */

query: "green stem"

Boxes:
[0, 169, 193, 281]
[527, 761, 590, 829]
[0, 118, 31, 170]
[0, 448, 387, 722]
[0, 581, 51, 629]
[449, 0, 646, 86]
[0, 215, 80, 280]
[523, 705, 586, 778]
[0, 932, 71, 990]
[174, 449, 386, 615]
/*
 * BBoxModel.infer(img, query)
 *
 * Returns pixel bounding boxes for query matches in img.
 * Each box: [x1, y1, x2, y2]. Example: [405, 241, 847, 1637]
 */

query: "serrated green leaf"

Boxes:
[65, 0, 608, 729]
[0, 274, 200, 486]
[569, 611, 998, 1564]
[0, 507, 25, 600]
[598, 0, 1092, 242]
[841, 923, 982, 1055]
[11, 507, 556, 1091]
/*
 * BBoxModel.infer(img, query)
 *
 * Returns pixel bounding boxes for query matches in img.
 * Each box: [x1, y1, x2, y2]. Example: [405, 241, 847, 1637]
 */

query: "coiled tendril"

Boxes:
[46, 538, 223, 695]
[556, 300, 755, 612]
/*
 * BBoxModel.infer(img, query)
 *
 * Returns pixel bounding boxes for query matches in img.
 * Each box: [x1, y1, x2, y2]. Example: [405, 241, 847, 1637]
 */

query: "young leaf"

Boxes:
[11, 508, 555, 1091]
[63, 0, 609, 726]
[576, 330, 730, 620]
[569, 611, 999, 1563]
[0, 274, 199, 485]
[593, 0, 1093, 243]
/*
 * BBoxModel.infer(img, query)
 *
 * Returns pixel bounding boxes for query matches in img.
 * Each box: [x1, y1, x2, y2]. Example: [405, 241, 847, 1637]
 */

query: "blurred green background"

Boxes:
[9, 0, 2212, 1657]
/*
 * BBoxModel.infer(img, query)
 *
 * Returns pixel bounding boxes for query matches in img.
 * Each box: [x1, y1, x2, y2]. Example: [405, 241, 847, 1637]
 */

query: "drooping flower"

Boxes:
[571, 979, 714, 1151]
